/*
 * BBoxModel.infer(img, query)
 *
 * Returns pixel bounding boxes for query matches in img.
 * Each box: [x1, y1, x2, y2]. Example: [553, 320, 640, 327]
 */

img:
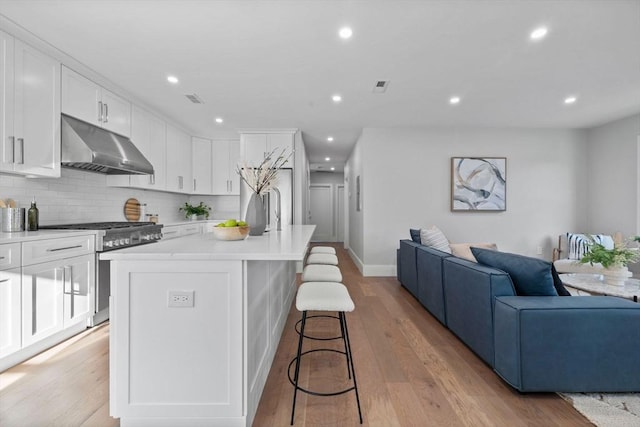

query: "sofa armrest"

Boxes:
[399, 240, 421, 298]
[494, 296, 640, 392]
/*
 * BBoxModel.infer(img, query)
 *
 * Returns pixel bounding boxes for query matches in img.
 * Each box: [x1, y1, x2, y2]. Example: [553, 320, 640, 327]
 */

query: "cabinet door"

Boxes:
[0, 267, 21, 358]
[228, 140, 240, 195]
[212, 140, 231, 195]
[128, 107, 167, 190]
[101, 88, 131, 137]
[166, 124, 192, 193]
[266, 133, 294, 160]
[22, 260, 64, 346]
[241, 133, 267, 166]
[192, 137, 212, 194]
[61, 66, 101, 127]
[13, 39, 60, 177]
[0, 31, 15, 173]
[63, 254, 94, 328]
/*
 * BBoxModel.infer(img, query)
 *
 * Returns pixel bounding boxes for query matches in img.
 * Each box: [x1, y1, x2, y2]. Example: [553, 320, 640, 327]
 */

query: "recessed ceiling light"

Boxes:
[325, 157, 331, 161]
[331, 167, 336, 171]
[564, 96, 577, 104]
[167, 75, 179, 84]
[327, 136, 334, 142]
[215, 117, 223, 123]
[449, 96, 461, 105]
[339, 27, 353, 39]
[332, 94, 342, 103]
[530, 26, 548, 41]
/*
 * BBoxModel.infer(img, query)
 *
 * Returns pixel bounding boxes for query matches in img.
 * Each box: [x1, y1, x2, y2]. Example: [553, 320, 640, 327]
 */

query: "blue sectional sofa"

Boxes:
[397, 239, 640, 392]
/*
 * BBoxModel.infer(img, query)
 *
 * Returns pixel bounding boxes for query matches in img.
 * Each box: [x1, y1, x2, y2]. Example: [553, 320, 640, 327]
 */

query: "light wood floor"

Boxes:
[0, 243, 591, 426]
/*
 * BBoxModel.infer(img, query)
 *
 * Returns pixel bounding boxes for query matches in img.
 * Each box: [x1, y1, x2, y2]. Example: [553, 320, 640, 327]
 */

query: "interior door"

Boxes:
[309, 184, 333, 242]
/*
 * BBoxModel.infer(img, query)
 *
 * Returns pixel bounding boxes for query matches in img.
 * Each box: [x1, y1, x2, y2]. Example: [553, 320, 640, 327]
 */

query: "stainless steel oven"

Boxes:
[40, 222, 163, 325]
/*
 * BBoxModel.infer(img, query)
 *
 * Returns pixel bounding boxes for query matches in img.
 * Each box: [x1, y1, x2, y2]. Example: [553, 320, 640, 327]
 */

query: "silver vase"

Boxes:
[245, 192, 266, 236]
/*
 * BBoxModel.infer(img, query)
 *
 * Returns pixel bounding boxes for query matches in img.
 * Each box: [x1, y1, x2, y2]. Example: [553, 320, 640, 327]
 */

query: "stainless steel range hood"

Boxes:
[61, 114, 154, 175]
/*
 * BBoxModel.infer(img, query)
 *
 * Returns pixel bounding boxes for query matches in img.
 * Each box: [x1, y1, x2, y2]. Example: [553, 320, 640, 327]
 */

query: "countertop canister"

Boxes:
[1, 208, 26, 232]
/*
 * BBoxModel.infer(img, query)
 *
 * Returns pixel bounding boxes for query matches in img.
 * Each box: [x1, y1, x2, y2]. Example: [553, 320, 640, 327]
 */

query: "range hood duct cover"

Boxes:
[61, 114, 154, 175]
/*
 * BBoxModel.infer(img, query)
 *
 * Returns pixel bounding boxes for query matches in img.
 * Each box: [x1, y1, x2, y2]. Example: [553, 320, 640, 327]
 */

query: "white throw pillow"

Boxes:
[420, 226, 451, 253]
[450, 242, 498, 262]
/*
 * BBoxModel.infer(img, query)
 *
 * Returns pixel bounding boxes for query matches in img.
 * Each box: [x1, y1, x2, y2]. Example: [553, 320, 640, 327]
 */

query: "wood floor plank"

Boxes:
[0, 243, 591, 426]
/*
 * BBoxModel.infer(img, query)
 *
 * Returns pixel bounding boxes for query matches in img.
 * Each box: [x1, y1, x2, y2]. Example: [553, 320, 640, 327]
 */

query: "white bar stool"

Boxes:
[306, 253, 339, 266]
[302, 264, 342, 283]
[289, 281, 363, 425]
[310, 246, 336, 255]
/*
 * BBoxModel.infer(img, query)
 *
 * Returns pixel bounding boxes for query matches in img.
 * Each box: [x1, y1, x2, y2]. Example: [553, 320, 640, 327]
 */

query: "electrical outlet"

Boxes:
[536, 246, 543, 255]
[168, 290, 194, 307]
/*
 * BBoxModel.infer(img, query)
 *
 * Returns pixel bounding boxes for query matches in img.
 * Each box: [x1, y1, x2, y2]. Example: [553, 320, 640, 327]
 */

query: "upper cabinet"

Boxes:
[239, 130, 296, 167]
[166, 124, 192, 193]
[128, 106, 167, 190]
[0, 31, 60, 178]
[212, 139, 240, 195]
[61, 65, 131, 137]
[192, 137, 213, 195]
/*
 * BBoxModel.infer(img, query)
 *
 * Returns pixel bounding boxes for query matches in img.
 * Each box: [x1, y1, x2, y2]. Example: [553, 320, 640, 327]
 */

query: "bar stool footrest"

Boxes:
[288, 349, 355, 397]
[294, 315, 342, 341]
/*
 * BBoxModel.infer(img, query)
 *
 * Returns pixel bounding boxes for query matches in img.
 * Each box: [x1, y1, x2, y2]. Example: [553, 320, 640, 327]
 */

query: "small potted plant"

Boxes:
[179, 201, 211, 220]
[580, 235, 640, 286]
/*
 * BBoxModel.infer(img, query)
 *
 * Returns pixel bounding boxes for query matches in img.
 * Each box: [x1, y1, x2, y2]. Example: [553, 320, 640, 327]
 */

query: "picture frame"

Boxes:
[451, 157, 506, 211]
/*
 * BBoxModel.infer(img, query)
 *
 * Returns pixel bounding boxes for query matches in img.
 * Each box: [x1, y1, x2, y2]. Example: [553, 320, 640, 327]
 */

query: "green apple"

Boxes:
[238, 220, 247, 227]
[224, 219, 238, 227]
[216, 223, 225, 227]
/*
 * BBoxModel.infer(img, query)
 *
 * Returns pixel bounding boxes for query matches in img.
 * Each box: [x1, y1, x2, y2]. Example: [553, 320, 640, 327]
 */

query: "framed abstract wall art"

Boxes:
[451, 157, 506, 211]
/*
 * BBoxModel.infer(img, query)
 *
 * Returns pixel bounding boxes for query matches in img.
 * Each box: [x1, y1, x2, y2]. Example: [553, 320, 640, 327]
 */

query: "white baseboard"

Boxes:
[346, 248, 396, 277]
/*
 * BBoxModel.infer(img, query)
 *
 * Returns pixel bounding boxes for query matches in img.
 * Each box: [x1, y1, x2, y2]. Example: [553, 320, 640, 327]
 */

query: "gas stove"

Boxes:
[40, 221, 163, 252]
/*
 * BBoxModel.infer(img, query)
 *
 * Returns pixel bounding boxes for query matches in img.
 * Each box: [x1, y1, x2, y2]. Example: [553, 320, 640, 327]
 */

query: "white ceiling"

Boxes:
[1, 0, 639, 167]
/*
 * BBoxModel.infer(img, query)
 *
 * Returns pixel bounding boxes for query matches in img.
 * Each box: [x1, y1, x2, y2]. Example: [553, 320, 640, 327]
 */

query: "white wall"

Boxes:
[1, 168, 188, 225]
[346, 127, 588, 276]
[345, 139, 365, 270]
[585, 113, 640, 237]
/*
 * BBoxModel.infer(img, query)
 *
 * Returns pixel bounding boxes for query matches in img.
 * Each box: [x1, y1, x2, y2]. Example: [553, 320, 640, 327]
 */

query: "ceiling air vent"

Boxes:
[185, 93, 205, 104]
[372, 80, 390, 93]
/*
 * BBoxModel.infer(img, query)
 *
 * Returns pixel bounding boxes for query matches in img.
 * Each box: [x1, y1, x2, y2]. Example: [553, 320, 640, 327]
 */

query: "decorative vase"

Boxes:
[245, 192, 266, 236]
[602, 266, 632, 287]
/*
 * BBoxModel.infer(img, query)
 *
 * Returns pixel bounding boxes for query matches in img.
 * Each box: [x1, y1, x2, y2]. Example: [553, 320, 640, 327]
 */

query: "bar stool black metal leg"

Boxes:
[290, 311, 307, 425]
[342, 312, 363, 424]
[339, 311, 352, 379]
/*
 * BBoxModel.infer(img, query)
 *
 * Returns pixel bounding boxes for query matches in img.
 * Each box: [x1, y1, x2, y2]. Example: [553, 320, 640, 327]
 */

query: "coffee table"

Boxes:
[559, 273, 640, 302]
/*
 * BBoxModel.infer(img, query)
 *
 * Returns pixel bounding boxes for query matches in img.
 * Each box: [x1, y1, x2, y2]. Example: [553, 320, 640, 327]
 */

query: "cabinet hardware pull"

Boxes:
[229, 180, 232, 192]
[98, 101, 103, 122]
[149, 174, 155, 185]
[0, 278, 9, 283]
[194, 179, 197, 191]
[46, 244, 83, 252]
[104, 103, 109, 123]
[0, 256, 5, 260]
[9, 136, 15, 163]
[17, 138, 24, 164]
[178, 176, 183, 189]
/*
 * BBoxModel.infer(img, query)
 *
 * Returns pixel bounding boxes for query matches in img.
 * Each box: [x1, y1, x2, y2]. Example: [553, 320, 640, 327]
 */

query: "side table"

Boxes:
[559, 273, 640, 302]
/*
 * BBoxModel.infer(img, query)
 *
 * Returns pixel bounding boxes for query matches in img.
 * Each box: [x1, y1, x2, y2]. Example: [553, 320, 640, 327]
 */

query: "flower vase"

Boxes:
[246, 192, 267, 236]
[603, 266, 632, 287]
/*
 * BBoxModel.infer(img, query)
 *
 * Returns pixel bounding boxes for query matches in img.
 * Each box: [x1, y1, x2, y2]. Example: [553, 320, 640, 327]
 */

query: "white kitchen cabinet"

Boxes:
[62, 65, 131, 137]
[108, 106, 167, 191]
[240, 130, 295, 167]
[212, 139, 240, 195]
[192, 137, 213, 195]
[166, 124, 192, 193]
[0, 31, 61, 178]
[162, 223, 204, 240]
[0, 242, 21, 359]
[21, 236, 95, 347]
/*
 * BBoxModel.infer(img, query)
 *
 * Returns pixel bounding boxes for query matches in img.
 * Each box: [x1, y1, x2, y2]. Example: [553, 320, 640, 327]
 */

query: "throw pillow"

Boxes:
[450, 242, 498, 262]
[410, 228, 421, 243]
[470, 247, 558, 296]
[567, 233, 615, 260]
[420, 226, 451, 253]
[550, 264, 571, 296]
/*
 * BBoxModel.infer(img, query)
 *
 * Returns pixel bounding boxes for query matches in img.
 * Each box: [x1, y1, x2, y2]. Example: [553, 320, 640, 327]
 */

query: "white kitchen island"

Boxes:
[101, 225, 315, 427]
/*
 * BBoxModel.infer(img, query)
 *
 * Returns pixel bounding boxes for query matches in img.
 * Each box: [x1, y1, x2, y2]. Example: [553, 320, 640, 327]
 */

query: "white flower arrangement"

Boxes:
[236, 148, 292, 195]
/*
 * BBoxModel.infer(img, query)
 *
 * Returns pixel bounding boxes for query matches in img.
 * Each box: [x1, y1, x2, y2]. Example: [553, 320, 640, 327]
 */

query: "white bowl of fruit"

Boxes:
[212, 219, 250, 241]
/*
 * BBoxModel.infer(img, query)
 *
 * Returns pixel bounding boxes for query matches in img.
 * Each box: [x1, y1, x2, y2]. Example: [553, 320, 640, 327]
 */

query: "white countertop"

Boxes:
[0, 229, 99, 243]
[100, 225, 315, 261]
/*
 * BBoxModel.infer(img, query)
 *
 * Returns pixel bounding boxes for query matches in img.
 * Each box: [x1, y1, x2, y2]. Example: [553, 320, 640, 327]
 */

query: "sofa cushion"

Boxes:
[420, 226, 451, 253]
[410, 228, 421, 243]
[471, 248, 558, 296]
[450, 242, 497, 262]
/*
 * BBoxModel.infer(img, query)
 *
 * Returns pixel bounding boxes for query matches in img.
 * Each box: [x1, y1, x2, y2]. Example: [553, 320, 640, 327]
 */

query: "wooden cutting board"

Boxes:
[124, 198, 141, 222]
